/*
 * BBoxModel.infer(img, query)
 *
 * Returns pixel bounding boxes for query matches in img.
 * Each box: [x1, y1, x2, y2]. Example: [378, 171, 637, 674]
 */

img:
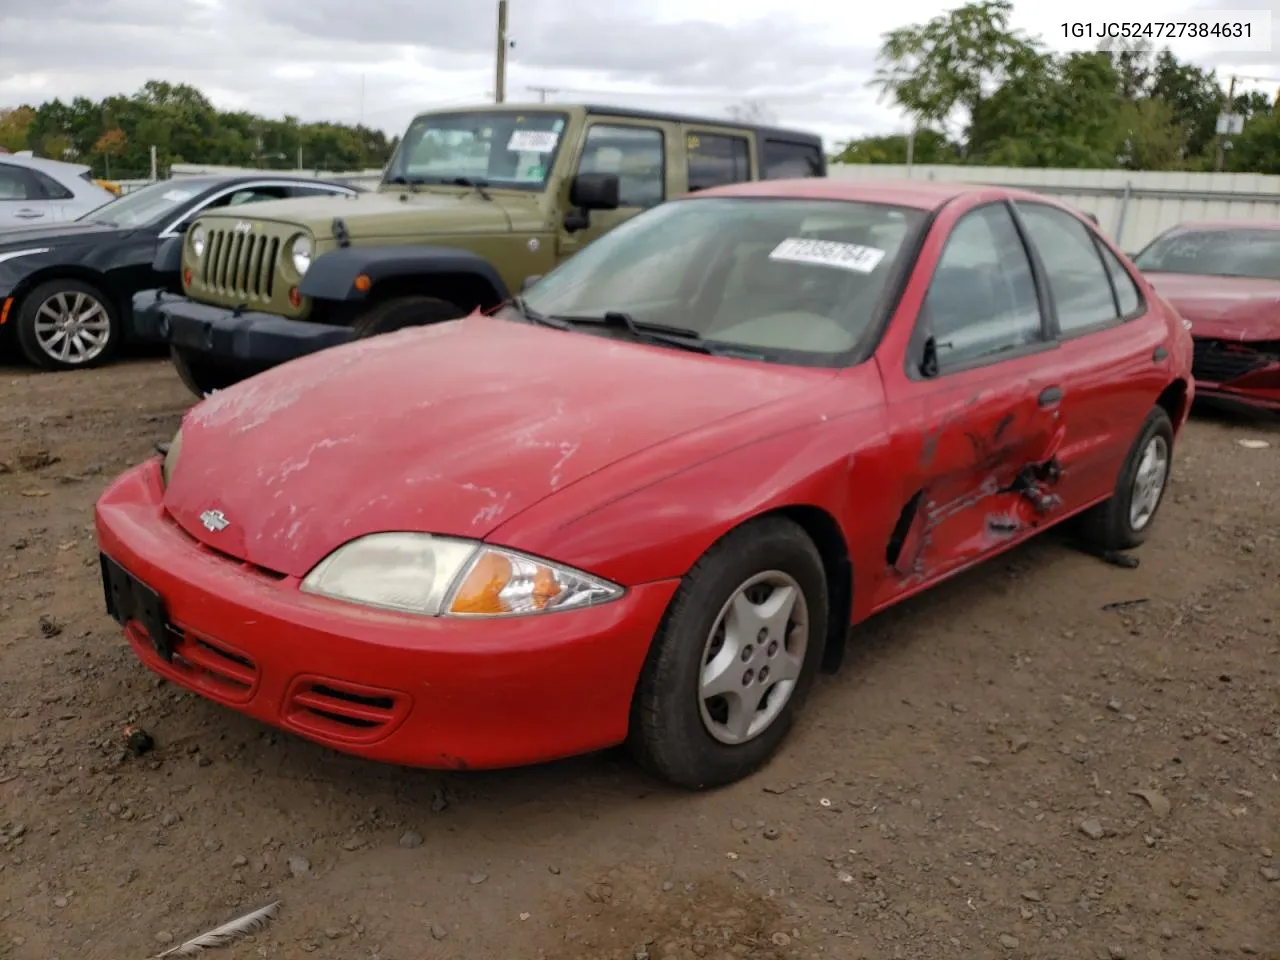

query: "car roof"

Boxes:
[690, 178, 1054, 211]
[0, 153, 92, 177]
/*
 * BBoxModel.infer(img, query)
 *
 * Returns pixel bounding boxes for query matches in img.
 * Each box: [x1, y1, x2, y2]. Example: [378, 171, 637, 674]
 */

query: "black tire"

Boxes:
[352, 295, 468, 339]
[628, 516, 829, 790]
[15, 278, 120, 371]
[170, 346, 253, 399]
[1077, 406, 1175, 552]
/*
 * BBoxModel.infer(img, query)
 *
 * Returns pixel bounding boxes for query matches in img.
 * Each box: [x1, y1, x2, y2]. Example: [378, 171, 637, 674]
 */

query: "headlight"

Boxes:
[190, 225, 206, 258]
[300, 532, 624, 618]
[291, 235, 313, 275]
[160, 428, 182, 488]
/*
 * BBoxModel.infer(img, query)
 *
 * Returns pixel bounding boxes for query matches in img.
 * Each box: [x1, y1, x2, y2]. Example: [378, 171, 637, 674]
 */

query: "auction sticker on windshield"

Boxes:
[508, 130, 559, 153]
[769, 238, 886, 273]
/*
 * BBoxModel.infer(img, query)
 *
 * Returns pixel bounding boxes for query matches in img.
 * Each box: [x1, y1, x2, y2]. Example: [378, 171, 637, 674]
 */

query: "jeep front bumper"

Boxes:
[138, 290, 355, 365]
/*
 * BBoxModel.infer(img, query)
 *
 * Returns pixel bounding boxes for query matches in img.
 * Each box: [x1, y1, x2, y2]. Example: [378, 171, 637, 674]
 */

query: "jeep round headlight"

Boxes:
[190, 225, 206, 258]
[291, 235, 313, 275]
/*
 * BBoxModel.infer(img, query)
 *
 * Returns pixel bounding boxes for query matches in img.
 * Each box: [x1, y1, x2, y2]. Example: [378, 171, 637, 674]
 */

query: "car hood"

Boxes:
[195, 188, 539, 243]
[1145, 272, 1280, 342]
[0, 221, 131, 249]
[164, 315, 830, 578]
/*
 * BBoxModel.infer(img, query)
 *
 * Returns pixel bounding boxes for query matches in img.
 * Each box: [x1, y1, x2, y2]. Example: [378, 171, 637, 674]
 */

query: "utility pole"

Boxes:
[528, 85, 559, 103]
[494, 1, 509, 104]
[1214, 74, 1237, 172]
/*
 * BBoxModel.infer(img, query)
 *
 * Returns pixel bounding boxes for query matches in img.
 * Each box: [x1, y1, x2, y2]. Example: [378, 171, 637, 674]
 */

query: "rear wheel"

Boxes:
[1077, 406, 1174, 551]
[170, 346, 253, 399]
[352, 295, 468, 339]
[628, 517, 829, 789]
[15, 279, 120, 371]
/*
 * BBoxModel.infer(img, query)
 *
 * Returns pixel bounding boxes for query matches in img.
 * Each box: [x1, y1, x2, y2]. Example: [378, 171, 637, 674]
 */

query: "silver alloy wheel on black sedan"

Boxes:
[14, 278, 120, 371]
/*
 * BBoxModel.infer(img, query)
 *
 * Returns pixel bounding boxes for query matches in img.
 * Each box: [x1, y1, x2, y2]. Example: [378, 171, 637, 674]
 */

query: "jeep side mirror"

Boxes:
[570, 173, 620, 211]
[520, 274, 543, 293]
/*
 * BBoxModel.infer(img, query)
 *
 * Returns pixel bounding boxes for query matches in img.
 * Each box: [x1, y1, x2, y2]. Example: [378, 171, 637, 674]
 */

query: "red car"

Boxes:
[95, 179, 1194, 789]
[1133, 220, 1280, 412]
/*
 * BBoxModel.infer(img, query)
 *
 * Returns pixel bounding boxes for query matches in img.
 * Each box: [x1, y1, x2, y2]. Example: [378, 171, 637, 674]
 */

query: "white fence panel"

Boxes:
[828, 164, 1280, 253]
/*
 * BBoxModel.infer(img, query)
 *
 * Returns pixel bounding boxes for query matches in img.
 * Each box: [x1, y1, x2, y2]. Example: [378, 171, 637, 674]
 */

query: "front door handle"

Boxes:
[14, 209, 44, 220]
[1038, 385, 1064, 408]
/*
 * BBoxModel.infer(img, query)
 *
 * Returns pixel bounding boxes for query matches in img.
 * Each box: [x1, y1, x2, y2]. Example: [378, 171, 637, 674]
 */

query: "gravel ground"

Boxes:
[1, 355, 1278, 960]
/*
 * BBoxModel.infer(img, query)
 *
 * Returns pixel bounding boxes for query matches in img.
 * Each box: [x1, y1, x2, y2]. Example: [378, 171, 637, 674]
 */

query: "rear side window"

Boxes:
[762, 139, 823, 179]
[1097, 243, 1142, 316]
[32, 170, 73, 200]
[0, 164, 39, 200]
[686, 132, 750, 191]
[1015, 202, 1118, 335]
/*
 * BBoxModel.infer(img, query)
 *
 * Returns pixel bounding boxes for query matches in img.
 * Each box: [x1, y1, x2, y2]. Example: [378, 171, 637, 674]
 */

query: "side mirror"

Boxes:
[173, 220, 191, 234]
[520, 274, 543, 293]
[570, 173, 620, 211]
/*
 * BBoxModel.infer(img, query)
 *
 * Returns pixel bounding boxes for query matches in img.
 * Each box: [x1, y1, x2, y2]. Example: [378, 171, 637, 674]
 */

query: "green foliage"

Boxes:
[863, 1, 1276, 173]
[4, 80, 393, 178]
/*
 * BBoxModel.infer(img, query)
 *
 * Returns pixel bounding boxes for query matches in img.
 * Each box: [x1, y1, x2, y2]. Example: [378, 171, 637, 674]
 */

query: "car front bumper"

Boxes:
[94, 460, 677, 771]
[135, 289, 355, 365]
[1190, 336, 1280, 412]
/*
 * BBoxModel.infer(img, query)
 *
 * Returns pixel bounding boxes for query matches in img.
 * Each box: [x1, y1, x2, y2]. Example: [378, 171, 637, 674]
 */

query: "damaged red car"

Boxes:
[95, 179, 1193, 789]
[1134, 221, 1280, 412]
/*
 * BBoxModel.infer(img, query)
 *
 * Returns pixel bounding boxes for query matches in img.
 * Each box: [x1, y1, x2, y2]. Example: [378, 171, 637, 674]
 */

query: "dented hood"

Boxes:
[163, 316, 826, 578]
[1145, 272, 1280, 342]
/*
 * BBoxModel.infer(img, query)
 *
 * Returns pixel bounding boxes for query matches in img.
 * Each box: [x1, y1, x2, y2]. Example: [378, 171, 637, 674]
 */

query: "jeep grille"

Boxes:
[201, 228, 281, 302]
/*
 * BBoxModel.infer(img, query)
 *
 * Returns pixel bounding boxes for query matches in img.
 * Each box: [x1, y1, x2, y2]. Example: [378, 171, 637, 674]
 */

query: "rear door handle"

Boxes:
[1038, 385, 1063, 408]
[14, 209, 44, 219]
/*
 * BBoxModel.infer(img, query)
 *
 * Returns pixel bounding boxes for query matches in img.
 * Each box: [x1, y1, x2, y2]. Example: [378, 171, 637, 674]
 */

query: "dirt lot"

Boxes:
[1, 354, 1278, 960]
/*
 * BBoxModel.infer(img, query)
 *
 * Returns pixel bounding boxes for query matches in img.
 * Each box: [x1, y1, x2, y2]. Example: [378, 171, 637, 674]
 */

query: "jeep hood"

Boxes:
[164, 315, 829, 579]
[196, 189, 538, 241]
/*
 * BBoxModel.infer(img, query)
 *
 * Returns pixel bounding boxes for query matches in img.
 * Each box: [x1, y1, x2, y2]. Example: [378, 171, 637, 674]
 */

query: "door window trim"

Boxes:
[157, 180, 357, 238]
[578, 122, 667, 208]
[1009, 199, 1149, 343]
[905, 199, 1057, 382]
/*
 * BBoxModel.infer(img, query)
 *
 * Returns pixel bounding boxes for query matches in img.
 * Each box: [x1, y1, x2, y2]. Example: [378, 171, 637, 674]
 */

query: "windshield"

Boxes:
[519, 197, 926, 365]
[78, 179, 203, 228]
[384, 110, 569, 190]
[1133, 228, 1280, 281]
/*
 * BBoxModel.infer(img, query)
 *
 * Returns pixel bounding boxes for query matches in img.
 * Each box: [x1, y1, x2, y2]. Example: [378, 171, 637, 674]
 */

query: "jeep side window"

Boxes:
[687, 132, 751, 192]
[762, 139, 823, 179]
[578, 125, 665, 208]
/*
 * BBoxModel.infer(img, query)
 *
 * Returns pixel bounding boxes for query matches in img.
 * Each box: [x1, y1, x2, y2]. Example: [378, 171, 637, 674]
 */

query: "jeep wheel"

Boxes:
[170, 346, 252, 399]
[352, 296, 468, 339]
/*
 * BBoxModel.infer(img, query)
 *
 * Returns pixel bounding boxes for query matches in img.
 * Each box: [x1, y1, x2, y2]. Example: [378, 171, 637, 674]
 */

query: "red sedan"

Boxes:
[1133, 220, 1280, 412]
[95, 179, 1194, 789]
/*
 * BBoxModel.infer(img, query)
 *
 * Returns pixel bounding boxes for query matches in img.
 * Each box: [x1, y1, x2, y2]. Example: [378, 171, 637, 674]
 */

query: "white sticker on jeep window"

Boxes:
[508, 129, 559, 153]
[768, 238, 885, 274]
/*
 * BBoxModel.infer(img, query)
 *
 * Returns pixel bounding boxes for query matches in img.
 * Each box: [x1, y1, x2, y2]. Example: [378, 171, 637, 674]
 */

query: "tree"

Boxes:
[0, 107, 34, 153]
[871, 0, 1043, 141]
[727, 99, 777, 125]
[831, 129, 960, 165]
[92, 127, 127, 177]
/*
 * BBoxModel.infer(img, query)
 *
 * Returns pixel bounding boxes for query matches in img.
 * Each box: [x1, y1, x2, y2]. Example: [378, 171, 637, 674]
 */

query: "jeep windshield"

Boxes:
[516, 196, 926, 367]
[383, 110, 569, 192]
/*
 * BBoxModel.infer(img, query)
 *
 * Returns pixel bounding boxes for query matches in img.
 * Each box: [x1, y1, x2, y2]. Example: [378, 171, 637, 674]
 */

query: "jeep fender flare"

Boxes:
[298, 245, 510, 308]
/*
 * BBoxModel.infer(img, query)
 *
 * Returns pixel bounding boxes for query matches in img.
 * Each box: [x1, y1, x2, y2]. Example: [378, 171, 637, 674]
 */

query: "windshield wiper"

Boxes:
[384, 175, 425, 192]
[507, 296, 570, 330]
[550, 311, 718, 354]
[450, 177, 493, 201]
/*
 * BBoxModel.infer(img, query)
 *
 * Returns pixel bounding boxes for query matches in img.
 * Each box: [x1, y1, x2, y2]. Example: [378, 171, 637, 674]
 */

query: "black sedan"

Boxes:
[0, 174, 360, 371]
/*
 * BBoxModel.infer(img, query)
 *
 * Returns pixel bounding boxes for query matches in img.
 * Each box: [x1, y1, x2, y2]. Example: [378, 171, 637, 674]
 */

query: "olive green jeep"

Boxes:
[133, 102, 826, 396]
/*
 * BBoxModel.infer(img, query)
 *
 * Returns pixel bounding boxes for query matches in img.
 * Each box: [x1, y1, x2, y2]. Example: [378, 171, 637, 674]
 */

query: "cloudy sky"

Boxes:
[0, 0, 1275, 150]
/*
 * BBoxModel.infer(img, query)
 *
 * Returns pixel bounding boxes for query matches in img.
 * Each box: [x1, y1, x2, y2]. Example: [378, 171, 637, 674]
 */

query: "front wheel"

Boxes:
[1077, 406, 1175, 551]
[170, 346, 254, 400]
[15, 279, 120, 370]
[352, 296, 468, 339]
[628, 516, 829, 789]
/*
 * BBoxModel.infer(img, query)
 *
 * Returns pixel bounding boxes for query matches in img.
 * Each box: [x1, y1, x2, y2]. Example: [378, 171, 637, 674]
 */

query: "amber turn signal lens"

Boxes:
[354, 274, 372, 292]
[448, 551, 569, 616]
[288, 287, 302, 307]
[182, 268, 192, 287]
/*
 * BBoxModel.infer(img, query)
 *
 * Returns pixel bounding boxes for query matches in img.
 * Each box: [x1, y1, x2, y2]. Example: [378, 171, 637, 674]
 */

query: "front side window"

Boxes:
[384, 111, 569, 190]
[1132, 227, 1280, 281]
[1015, 201, 1118, 334]
[687, 132, 750, 191]
[578, 125, 665, 208]
[31, 170, 73, 200]
[922, 204, 1043, 369]
[521, 196, 925, 366]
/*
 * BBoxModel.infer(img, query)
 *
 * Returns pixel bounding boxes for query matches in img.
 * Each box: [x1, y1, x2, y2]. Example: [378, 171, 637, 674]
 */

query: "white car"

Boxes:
[0, 155, 116, 229]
